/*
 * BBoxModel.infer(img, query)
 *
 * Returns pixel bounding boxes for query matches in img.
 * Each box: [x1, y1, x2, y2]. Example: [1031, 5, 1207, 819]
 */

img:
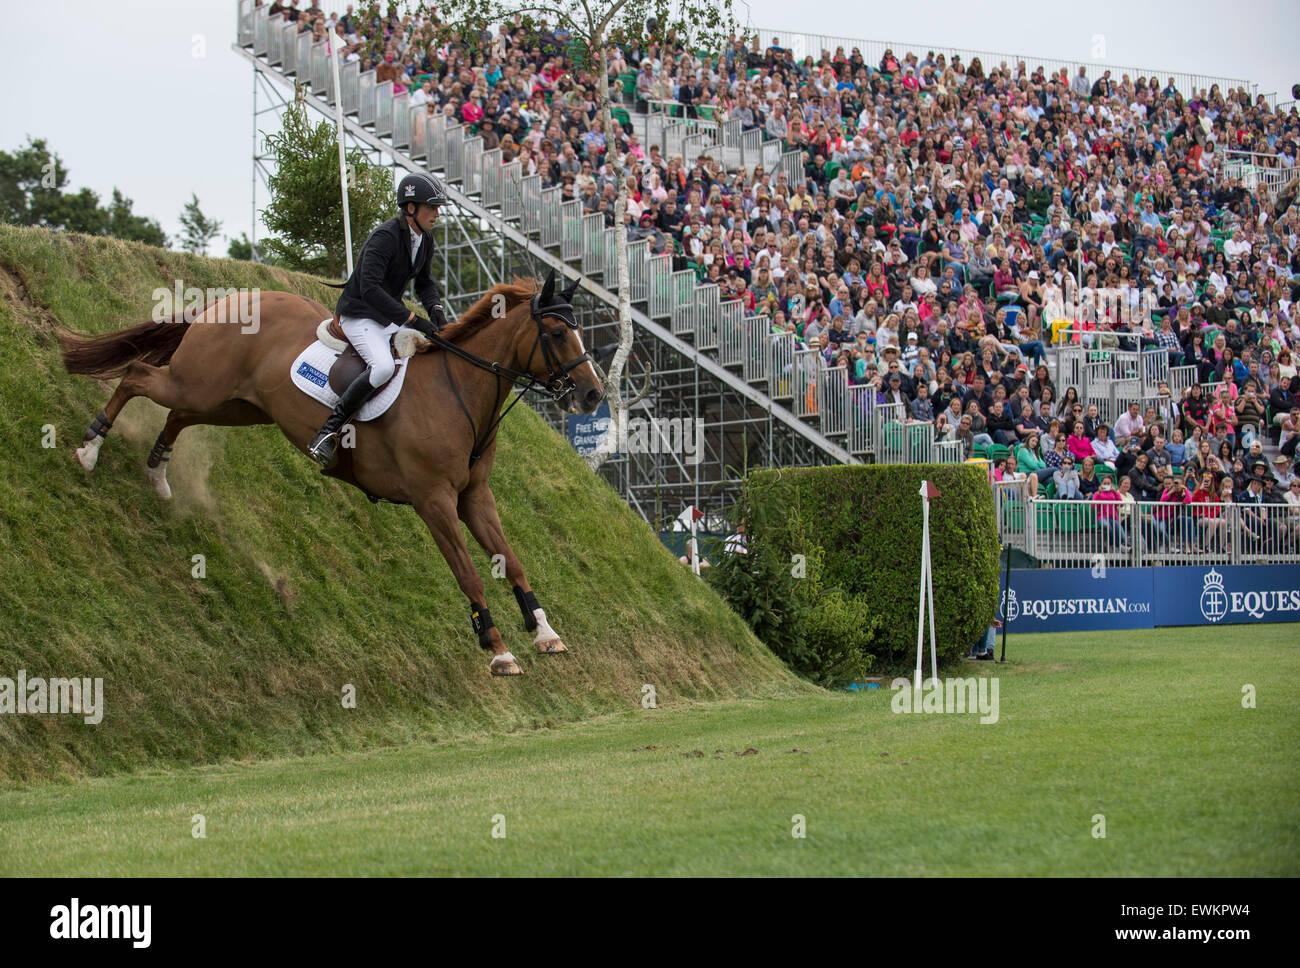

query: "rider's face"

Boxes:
[408, 202, 441, 232]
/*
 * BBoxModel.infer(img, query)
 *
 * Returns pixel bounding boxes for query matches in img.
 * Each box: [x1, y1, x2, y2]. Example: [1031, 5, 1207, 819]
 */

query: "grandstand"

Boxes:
[233, 1, 1300, 559]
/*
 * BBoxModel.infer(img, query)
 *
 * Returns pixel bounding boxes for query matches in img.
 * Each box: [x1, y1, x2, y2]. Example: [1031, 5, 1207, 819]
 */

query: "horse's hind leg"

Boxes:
[76, 360, 235, 473]
[145, 401, 272, 500]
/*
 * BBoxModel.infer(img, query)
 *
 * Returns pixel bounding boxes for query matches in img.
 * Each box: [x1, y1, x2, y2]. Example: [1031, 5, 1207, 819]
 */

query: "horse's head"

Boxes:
[523, 270, 604, 415]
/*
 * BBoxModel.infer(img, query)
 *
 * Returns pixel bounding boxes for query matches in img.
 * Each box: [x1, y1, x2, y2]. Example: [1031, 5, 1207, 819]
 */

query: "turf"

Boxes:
[2, 626, 1296, 876]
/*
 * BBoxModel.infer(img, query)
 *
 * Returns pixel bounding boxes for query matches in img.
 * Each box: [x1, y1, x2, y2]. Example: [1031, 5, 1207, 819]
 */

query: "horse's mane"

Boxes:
[439, 278, 538, 344]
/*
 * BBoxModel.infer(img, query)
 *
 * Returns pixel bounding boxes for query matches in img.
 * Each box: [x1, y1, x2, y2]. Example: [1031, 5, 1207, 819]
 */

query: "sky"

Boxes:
[2, 0, 1296, 252]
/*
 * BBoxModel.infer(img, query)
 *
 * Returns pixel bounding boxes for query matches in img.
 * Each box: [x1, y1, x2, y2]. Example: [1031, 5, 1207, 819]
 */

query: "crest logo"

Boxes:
[1199, 568, 1228, 623]
[1000, 588, 1019, 623]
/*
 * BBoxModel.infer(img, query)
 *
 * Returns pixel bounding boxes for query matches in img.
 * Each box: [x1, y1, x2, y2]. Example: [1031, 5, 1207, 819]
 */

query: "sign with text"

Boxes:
[999, 565, 1300, 632]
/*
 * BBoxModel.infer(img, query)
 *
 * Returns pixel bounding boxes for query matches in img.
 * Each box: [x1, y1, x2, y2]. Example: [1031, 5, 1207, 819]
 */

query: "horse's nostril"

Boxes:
[585, 388, 603, 408]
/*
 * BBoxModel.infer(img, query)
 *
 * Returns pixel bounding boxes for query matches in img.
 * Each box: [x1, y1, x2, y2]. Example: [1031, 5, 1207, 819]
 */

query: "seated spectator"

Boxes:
[1092, 424, 1119, 464]
[1053, 455, 1082, 500]
[1092, 475, 1129, 548]
[1113, 402, 1145, 445]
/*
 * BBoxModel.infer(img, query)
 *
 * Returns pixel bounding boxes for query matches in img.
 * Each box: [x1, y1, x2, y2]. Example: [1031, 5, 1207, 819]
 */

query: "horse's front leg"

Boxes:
[414, 486, 521, 676]
[457, 482, 567, 655]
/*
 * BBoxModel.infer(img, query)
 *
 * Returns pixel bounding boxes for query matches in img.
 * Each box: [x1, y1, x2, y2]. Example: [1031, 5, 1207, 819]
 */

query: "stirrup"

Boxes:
[309, 428, 340, 466]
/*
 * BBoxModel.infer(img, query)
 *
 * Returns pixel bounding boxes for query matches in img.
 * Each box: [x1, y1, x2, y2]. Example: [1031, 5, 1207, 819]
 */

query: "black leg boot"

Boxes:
[309, 367, 374, 466]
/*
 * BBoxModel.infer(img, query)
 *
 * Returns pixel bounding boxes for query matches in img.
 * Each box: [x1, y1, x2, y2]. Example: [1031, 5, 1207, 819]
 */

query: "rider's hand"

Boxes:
[429, 304, 448, 331]
[406, 315, 438, 340]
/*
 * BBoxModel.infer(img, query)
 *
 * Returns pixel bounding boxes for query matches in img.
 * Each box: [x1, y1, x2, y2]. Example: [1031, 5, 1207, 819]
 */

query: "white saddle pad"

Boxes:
[289, 324, 410, 422]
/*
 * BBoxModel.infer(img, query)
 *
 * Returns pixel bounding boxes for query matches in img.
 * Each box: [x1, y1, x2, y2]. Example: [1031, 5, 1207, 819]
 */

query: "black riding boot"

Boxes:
[309, 367, 374, 466]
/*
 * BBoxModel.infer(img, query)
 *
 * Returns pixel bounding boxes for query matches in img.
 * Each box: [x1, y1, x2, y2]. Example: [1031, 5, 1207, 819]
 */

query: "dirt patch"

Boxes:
[0, 263, 60, 339]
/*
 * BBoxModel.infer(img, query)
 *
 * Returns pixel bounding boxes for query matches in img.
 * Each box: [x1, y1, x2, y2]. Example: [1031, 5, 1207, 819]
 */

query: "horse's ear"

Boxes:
[562, 277, 580, 302]
[540, 268, 556, 304]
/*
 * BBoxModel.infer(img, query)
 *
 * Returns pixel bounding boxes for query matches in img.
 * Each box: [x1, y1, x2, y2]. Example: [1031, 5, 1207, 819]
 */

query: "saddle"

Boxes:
[325, 311, 404, 395]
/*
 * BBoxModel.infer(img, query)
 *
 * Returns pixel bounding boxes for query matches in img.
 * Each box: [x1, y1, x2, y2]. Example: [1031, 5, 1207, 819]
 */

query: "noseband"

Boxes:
[528, 292, 592, 399]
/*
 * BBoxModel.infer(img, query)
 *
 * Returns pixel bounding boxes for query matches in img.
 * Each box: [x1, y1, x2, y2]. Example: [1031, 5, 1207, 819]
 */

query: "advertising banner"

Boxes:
[1152, 565, 1300, 627]
[999, 565, 1300, 632]
[1000, 567, 1155, 633]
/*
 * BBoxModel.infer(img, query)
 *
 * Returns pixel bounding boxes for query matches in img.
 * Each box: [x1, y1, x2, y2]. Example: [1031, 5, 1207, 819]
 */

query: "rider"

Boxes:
[309, 172, 450, 465]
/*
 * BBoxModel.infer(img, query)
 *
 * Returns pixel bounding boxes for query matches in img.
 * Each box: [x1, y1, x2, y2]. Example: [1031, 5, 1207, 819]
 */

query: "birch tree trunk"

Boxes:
[586, 43, 635, 472]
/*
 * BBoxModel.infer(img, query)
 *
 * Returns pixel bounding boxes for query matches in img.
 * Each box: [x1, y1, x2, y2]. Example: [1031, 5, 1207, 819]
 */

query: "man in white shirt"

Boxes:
[1113, 403, 1145, 444]
[1223, 229, 1252, 260]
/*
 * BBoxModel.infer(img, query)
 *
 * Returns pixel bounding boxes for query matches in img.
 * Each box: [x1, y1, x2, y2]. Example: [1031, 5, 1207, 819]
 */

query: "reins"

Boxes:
[428, 293, 591, 466]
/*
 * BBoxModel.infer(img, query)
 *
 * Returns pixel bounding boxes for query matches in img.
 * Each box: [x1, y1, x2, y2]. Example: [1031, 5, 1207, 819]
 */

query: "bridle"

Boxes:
[424, 280, 593, 466]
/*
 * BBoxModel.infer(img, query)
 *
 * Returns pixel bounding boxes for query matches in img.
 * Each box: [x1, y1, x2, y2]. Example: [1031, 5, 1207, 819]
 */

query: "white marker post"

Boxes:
[914, 480, 940, 693]
[327, 27, 354, 276]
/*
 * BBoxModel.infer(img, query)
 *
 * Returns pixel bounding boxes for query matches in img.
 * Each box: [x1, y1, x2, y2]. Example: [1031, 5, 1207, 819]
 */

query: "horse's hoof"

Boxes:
[145, 464, 172, 500]
[535, 638, 567, 655]
[489, 651, 522, 676]
[73, 440, 101, 472]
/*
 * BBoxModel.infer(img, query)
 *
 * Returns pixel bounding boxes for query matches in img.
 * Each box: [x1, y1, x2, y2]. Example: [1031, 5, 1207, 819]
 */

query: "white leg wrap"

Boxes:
[75, 435, 103, 472]
[533, 609, 560, 646]
[144, 461, 172, 500]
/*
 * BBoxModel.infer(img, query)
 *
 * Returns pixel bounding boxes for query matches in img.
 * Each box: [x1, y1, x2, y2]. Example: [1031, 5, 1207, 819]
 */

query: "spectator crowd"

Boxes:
[256, 0, 1300, 553]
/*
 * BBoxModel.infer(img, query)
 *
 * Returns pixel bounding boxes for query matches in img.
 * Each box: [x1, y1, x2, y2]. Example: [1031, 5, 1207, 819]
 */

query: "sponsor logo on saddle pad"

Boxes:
[289, 332, 409, 422]
[296, 361, 330, 388]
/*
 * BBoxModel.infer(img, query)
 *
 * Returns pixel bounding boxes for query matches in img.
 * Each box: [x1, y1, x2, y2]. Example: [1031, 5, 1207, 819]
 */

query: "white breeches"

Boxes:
[339, 316, 399, 387]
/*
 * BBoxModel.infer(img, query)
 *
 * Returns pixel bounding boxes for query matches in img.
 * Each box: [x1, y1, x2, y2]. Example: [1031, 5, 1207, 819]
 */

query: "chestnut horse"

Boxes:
[59, 272, 603, 676]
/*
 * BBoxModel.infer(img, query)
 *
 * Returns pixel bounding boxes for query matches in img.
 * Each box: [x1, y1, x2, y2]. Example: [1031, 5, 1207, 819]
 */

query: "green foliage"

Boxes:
[0, 137, 166, 247]
[226, 232, 254, 261]
[259, 100, 393, 277]
[178, 193, 222, 256]
[711, 464, 1001, 679]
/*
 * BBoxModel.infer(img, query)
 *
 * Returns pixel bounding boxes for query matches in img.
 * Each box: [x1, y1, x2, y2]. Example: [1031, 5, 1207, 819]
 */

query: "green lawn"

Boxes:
[3, 626, 1297, 876]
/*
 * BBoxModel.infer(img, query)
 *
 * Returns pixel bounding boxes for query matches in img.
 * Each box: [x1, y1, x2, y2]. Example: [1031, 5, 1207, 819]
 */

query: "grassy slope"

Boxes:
[0, 225, 803, 783]
[1, 626, 1296, 876]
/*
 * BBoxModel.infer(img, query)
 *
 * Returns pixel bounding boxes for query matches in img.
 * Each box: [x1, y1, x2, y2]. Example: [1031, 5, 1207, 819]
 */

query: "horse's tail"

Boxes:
[59, 317, 191, 379]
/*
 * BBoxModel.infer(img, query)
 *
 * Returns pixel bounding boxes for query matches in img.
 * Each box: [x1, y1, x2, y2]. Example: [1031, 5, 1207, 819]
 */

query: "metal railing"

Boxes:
[1014, 498, 1300, 567]
[695, 284, 720, 350]
[742, 316, 770, 385]
[818, 366, 848, 437]
[769, 332, 795, 401]
[792, 348, 821, 419]
[717, 300, 746, 369]
[669, 271, 695, 337]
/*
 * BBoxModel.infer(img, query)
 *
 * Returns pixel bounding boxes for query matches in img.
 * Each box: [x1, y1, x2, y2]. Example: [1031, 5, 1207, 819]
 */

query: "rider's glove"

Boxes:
[429, 304, 449, 331]
[406, 314, 439, 340]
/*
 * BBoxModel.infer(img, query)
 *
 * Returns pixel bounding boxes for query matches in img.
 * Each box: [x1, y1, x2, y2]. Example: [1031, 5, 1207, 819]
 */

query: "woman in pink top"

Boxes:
[1091, 476, 1128, 548]
[1067, 425, 1094, 462]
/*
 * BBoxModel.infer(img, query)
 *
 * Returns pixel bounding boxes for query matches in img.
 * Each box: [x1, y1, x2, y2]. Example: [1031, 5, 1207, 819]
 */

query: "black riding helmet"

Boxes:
[397, 172, 447, 214]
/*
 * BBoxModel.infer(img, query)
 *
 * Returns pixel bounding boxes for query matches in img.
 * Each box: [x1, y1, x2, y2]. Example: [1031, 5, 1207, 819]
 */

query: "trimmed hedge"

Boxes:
[708, 464, 1001, 683]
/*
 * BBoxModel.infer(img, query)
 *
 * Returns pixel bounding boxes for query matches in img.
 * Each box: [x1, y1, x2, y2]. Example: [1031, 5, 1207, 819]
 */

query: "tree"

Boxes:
[260, 95, 393, 277]
[178, 193, 222, 255]
[227, 232, 255, 261]
[401, 0, 740, 470]
[0, 137, 165, 247]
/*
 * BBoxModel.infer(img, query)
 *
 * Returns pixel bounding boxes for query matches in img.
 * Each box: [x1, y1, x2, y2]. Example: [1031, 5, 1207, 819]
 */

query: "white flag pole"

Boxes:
[914, 482, 929, 692]
[927, 520, 938, 686]
[328, 27, 354, 276]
